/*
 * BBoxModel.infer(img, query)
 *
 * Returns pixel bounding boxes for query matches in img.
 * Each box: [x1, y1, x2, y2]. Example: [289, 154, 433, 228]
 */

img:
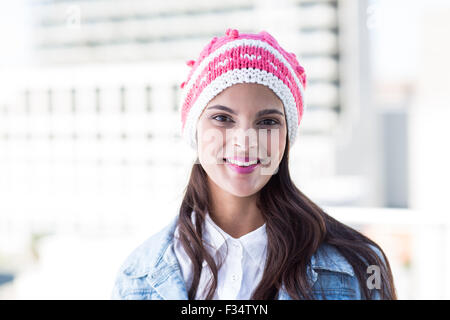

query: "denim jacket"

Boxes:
[111, 215, 381, 300]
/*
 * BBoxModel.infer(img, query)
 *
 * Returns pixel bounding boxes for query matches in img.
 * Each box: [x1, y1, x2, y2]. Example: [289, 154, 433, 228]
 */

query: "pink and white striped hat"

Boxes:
[179, 28, 307, 150]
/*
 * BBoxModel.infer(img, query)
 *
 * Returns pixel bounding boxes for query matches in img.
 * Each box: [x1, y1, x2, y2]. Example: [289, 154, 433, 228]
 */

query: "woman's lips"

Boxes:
[223, 158, 260, 174]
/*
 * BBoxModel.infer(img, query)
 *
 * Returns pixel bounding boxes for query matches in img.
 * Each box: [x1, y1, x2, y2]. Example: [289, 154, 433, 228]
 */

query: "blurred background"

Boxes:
[0, 0, 449, 299]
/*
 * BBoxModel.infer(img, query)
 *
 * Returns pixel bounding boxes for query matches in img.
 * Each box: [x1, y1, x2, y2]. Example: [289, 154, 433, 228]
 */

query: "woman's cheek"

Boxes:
[198, 127, 223, 163]
[278, 130, 286, 161]
[268, 129, 283, 158]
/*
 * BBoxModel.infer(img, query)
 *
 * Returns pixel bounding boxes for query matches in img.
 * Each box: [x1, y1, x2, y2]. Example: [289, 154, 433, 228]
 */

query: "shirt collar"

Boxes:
[195, 211, 267, 269]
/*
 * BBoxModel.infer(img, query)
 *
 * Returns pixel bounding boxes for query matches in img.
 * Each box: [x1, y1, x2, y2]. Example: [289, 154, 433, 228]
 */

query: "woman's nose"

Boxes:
[230, 127, 258, 150]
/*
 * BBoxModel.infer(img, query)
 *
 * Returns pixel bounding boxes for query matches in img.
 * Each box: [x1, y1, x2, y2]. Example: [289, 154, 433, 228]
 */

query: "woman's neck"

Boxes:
[207, 178, 265, 239]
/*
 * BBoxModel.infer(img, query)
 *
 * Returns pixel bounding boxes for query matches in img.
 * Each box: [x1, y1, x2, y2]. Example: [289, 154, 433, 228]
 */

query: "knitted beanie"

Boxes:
[179, 28, 307, 150]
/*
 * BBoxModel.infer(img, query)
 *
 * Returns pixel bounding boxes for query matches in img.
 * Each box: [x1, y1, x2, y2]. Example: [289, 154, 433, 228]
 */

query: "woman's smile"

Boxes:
[224, 158, 261, 174]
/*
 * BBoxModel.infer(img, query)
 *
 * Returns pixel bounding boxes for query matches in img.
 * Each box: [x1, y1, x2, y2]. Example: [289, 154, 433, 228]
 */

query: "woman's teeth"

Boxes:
[224, 158, 259, 167]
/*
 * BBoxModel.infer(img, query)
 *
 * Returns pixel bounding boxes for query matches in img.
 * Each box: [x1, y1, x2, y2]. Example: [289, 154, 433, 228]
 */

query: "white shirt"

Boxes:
[173, 211, 268, 300]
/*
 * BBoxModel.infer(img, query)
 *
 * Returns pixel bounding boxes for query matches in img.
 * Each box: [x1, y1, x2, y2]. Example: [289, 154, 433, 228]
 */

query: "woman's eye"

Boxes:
[259, 119, 279, 126]
[212, 115, 232, 122]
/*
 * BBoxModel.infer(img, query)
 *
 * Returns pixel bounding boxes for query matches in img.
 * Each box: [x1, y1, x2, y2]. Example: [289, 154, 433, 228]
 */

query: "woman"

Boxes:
[112, 28, 397, 300]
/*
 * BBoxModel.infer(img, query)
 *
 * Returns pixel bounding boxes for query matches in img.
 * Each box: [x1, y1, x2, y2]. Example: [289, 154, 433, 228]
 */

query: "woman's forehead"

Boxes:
[207, 83, 284, 111]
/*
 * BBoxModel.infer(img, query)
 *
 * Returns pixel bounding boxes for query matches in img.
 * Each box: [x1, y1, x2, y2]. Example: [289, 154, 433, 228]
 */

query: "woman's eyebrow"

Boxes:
[207, 105, 284, 117]
[256, 109, 284, 117]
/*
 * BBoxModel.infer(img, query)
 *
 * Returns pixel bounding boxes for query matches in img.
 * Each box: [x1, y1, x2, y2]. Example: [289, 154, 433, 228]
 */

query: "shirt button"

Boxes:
[231, 274, 240, 281]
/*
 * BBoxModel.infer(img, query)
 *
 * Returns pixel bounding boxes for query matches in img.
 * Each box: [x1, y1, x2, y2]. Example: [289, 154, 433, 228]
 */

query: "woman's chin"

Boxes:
[227, 189, 258, 198]
[222, 182, 262, 198]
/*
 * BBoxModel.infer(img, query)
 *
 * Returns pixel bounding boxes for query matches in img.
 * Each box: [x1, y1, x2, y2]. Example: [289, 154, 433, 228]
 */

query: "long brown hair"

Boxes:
[176, 141, 397, 300]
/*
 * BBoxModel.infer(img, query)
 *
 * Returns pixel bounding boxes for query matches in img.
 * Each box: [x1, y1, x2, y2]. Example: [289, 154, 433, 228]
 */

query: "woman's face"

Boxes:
[196, 83, 287, 197]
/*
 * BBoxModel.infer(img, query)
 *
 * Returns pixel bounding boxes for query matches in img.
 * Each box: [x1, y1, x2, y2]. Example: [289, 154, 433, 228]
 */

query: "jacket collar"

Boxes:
[121, 215, 187, 299]
[123, 214, 355, 300]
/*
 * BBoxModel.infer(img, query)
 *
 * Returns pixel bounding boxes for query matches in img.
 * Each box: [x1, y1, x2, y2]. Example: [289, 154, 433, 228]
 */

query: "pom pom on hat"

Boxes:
[186, 60, 195, 67]
[225, 28, 239, 38]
